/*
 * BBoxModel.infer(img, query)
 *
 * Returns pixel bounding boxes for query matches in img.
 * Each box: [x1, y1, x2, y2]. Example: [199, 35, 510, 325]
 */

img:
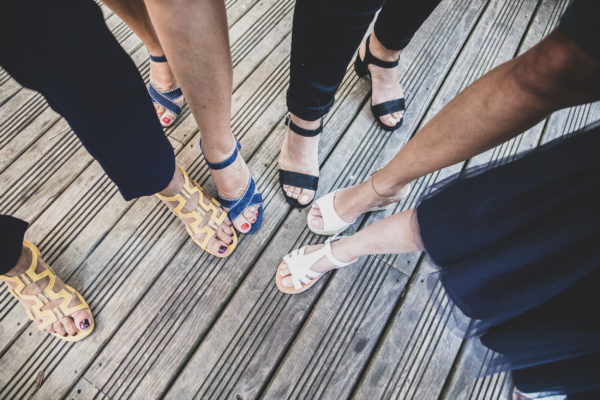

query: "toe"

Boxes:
[156, 105, 166, 118]
[161, 111, 176, 127]
[242, 207, 257, 223]
[279, 264, 290, 277]
[281, 277, 293, 288]
[216, 227, 234, 244]
[53, 321, 67, 337]
[219, 224, 233, 239]
[233, 216, 252, 233]
[208, 237, 231, 256]
[298, 189, 314, 205]
[311, 216, 324, 230]
[309, 203, 321, 216]
[72, 309, 93, 332]
[392, 111, 400, 120]
[291, 187, 301, 200]
[60, 316, 78, 336]
[383, 115, 397, 127]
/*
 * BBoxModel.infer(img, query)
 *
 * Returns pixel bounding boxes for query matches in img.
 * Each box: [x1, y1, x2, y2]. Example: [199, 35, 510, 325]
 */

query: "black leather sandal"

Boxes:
[354, 36, 405, 132]
[278, 115, 322, 209]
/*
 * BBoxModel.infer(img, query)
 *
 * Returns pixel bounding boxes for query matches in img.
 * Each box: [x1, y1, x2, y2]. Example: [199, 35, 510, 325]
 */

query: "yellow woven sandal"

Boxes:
[156, 166, 237, 257]
[1, 241, 95, 342]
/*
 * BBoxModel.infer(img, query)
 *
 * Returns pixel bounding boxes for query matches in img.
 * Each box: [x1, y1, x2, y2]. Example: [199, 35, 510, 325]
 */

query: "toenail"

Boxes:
[218, 245, 228, 254]
[162, 117, 171, 124]
[241, 223, 250, 230]
[80, 320, 90, 330]
[280, 270, 287, 276]
[300, 195, 309, 204]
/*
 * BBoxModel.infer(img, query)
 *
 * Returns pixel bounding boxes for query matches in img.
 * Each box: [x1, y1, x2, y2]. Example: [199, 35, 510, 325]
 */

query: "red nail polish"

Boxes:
[218, 245, 227, 254]
[162, 117, 171, 124]
[241, 223, 250, 230]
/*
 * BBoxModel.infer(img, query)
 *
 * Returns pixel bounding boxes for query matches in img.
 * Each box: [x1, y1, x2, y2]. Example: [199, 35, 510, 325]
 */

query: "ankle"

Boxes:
[3, 246, 31, 277]
[332, 236, 361, 264]
[369, 33, 401, 62]
[160, 168, 184, 197]
[370, 170, 409, 199]
[289, 114, 322, 130]
[201, 136, 237, 164]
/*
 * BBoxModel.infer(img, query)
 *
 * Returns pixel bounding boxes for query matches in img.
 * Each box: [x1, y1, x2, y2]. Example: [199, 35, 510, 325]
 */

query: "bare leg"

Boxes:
[309, 29, 600, 229]
[279, 209, 423, 288]
[144, 0, 259, 233]
[101, 0, 182, 125]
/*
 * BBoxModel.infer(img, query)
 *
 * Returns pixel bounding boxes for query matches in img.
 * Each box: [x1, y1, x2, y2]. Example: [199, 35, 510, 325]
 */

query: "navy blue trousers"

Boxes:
[287, 0, 441, 120]
[0, 0, 176, 273]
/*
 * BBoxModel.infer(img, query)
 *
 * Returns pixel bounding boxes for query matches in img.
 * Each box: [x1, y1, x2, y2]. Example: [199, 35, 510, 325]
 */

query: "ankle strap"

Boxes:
[370, 170, 401, 201]
[285, 115, 323, 137]
[149, 53, 168, 63]
[200, 139, 241, 170]
[364, 36, 399, 69]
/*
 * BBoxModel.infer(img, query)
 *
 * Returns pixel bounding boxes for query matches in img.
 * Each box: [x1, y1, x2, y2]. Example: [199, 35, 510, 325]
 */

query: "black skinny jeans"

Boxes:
[0, 0, 176, 273]
[287, 0, 441, 120]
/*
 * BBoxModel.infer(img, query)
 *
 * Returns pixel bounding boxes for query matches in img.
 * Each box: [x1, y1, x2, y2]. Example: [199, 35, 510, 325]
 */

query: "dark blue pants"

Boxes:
[287, 0, 441, 120]
[0, 0, 176, 273]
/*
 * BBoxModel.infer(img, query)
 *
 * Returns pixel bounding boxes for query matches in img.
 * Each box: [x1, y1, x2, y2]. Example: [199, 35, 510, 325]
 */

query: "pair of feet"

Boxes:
[278, 33, 405, 207]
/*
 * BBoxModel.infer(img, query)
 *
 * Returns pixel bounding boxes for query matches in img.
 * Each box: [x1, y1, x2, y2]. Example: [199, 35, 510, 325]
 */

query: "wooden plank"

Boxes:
[0, 3, 309, 398]
[355, 1, 600, 399]
[263, 1, 545, 399]
[163, 1, 491, 398]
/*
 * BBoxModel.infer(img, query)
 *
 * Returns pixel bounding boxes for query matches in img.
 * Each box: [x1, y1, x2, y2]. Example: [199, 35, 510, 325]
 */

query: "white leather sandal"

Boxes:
[276, 237, 358, 294]
[307, 174, 410, 236]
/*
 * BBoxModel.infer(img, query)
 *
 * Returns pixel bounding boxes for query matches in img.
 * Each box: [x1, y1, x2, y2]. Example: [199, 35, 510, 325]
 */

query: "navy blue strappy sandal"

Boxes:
[201, 139, 263, 234]
[148, 54, 184, 128]
[353, 36, 405, 132]
[278, 115, 321, 209]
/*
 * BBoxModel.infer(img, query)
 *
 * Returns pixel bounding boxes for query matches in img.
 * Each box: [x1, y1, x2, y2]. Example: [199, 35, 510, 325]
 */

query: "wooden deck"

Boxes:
[1, 0, 598, 398]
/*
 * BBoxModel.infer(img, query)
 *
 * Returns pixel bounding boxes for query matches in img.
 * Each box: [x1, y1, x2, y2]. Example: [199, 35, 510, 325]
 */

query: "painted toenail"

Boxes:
[162, 117, 171, 124]
[218, 245, 228, 254]
[241, 223, 250, 230]
[80, 320, 90, 330]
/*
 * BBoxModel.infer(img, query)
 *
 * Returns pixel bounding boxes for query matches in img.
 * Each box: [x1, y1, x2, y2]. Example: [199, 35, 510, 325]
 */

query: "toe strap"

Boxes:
[371, 98, 405, 118]
[314, 191, 356, 233]
[279, 170, 319, 191]
[218, 176, 263, 223]
[284, 239, 357, 290]
[284, 247, 323, 290]
[149, 83, 183, 115]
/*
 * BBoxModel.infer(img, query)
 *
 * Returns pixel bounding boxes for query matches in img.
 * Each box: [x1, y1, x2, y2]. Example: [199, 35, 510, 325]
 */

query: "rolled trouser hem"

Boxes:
[117, 159, 175, 201]
[374, 23, 413, 51]
[286, 90, 334, 121]
[0, 215, 29, 275]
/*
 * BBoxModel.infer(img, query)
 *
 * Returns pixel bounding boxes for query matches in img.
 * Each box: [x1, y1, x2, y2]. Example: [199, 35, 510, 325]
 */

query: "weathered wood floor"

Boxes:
[1, 0, 598, 398]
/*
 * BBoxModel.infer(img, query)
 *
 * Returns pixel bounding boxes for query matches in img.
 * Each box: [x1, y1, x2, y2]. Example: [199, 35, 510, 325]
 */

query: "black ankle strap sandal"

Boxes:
[354, 36, 405, 132]
[278, 115, 322, 209]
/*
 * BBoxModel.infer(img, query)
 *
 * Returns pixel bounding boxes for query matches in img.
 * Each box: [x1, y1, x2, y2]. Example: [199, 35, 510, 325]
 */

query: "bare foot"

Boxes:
[159, 168, 236, 255]
[278, 114, 321, 206]
[149, 55, 184, 127]
[359, 33, 405, 128]
[1, 245, 93, 338]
